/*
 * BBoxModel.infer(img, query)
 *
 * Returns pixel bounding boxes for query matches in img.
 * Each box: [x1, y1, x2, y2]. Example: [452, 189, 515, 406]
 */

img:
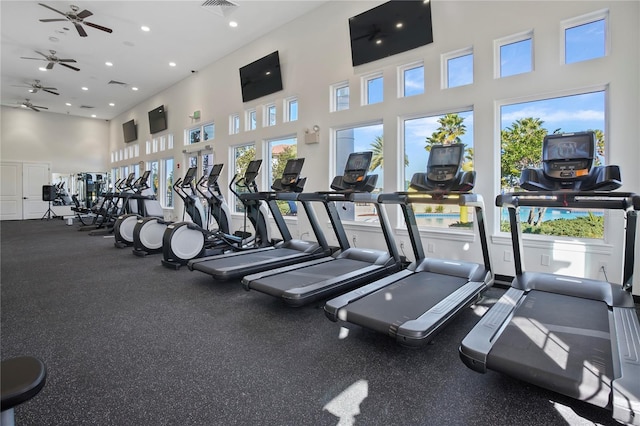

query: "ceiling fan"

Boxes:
[20, 99, 49, 112]
[38, 3, 113, 37]
[20, 50, 80, 72]
[12, 80, 59, 96]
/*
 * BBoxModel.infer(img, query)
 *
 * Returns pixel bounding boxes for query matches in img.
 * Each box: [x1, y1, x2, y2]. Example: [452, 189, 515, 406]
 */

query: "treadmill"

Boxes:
[459, 131, 640, 425]
[188, 158, 331, 281]
[324, 144, 493, 346]
[241, 151, 403, 307]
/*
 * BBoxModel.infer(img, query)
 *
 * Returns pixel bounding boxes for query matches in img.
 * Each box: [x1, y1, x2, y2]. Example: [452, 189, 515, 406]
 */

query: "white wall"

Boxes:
[1, 106, 109, 174]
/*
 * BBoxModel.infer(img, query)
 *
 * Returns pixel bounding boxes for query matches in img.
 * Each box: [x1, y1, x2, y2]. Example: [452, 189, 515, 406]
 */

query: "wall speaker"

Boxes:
[42, 185, 56, 202]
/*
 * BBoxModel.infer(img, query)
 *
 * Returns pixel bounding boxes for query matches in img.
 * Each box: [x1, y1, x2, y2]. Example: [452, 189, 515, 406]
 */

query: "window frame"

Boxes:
[229, 113, 240, 135]
[284, 97, 298, 122]
[561, 9, 609, 65]
[263, 103, 277, 127]
[398, 61, 425, 98]
[494, 30, 534, 78]
[441, 47, 474, 89]
[245, 108, 257, 131]
[361, 71, 384, 106]
[331, 81, 350, 112]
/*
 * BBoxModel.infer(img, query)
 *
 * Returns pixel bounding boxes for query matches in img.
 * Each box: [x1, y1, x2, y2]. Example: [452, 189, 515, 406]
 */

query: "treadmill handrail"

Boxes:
[497, 191, 640, 211]
[378, 192, 485, 208]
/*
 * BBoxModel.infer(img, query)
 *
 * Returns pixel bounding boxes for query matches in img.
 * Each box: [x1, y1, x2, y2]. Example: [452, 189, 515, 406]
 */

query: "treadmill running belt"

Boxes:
[249, 258, 373, 297]
[487, 290, 614, 408]
[342, 272, 468, 336]
[192, 248, 300, 274]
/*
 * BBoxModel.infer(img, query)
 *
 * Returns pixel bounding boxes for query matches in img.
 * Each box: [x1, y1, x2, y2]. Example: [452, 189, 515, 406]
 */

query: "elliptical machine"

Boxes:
[113, 171, 164, 248]
[131, 166, 206, 257]
[161, 159, 271, 269]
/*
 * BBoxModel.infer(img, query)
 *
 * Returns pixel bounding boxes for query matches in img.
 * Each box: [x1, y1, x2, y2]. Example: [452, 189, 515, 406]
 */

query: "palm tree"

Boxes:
[369, 135, 409, 171]
[425, 113, 467, 151]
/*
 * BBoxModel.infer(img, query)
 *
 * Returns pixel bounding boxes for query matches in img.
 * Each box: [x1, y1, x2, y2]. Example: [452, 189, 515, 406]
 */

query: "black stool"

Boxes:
[1, 356, 47, 426]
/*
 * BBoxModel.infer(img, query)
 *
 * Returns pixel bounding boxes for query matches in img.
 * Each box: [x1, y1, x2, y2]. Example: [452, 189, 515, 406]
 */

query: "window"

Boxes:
[118, 149, 123, 161]
[268, 136, 298, 217]
[121, 166, 129, 180]
[133, 143, 139, 157]
[148, 160, 159, 196]
[188, 127, 201, 144]
[132, 163, 140, 178]
[495, 31, 533, 78]
[110, 152, 115, 163]
[499, 90, 606, 239]
[152, 139, 158, 153]
[284, 97, 298, 122]
[562, 10, 608, 64]
[362, 72, 383, 105]
[203, 123, 214, 141]
[335, 122, 383, 222]
[163, 158, 174, 208]
[246, 109, 257, 131]
[264, 104, 276, 127]
[400, 62, 424, 97]
[188, 155, 198, 169]
[232, 144, 256, 213]
[403, 110, 475, 229]
[160, 137, 166, 152]
[442, 47, 474, 88]
[146, 141, 151, 155]
[230, 114, 240, 135]
[331, 81, 349, 112]
[201, 152, 213, 176]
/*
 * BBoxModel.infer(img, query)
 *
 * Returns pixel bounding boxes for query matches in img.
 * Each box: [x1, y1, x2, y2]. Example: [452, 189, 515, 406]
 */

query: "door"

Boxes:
[0, 162, 22, 220]
[0, 162, 50, 220]
[23, 162, 50, 219]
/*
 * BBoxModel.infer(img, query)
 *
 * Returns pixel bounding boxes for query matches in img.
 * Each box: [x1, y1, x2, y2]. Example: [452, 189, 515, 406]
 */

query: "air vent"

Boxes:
[108, 80, 128, 86]
[201, 0, 238, 17]
[79, 105, 95, 109]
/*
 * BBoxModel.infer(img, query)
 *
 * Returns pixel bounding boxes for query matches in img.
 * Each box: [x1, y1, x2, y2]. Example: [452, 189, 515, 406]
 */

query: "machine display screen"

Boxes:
[245, 160, 262, 174]
[183, 167, 197, 184]
[345, 152, 372, 172]
[428, 145, 463, 167]
[283, 158, 304, 176]
[208, 164, 223, 184]
[544, 132, 594, 161]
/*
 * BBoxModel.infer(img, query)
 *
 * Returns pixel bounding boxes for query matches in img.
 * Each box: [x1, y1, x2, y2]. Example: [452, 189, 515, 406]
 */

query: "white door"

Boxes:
[23, 162, 51, 219]
[0, 162, 50, 220]
[0, 162, 23, 220]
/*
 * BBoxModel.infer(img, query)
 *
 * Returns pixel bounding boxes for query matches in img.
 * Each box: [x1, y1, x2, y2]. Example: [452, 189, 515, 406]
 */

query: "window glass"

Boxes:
[149, 160, 159, 196]
[203, 123, 214, 141]
[403, 65, 424, 97]
[565, 19, 606, 64]
[287, 99, 298, 122]
[500, 38, 532, 77]
[335, 123, 383, 222]
[500, 91, 606, 238]
[164, 158, 174, 208]
[334, 83, 349, 111]
[404, 110, 475, 229]
[366, 76, 383, 105]
[268, 137, 298, 217]
[447, 53, 473, 88]
[232, 144, 256, 213]
[230, 114, 240, 135]
[265, 104, 276, 126]
[189, 128, 201, 144]
[247, 110, 257, 130]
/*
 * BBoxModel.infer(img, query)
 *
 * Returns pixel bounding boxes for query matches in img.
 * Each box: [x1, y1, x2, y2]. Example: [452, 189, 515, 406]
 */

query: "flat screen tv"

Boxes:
[349, 0, 433, 67]
[148, 105, 167, 134]
[239, 51, 283, 103]
[122, 119, 137, 143]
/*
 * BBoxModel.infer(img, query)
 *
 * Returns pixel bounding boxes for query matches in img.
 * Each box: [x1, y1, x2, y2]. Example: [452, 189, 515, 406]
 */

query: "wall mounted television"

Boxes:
[122, 119, 137, 143]
[239, 51, 283, 103]
[349, 0, 433, 67]
[148, 105, 167, 134]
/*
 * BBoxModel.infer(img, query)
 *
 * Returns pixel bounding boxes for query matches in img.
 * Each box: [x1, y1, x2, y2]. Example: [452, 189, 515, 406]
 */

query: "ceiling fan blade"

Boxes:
[20, 57, 44, 60]
[74, 22, 88, 37]
[46, 62, 54, 70]
[38, 3, 68, 17]
[59, 62, 80, 72]
[29, 106, 41, 112]
[84, 21, 113, 33]
[58, 59, 77, 63]
[35, 51, 50, 58]
[42, 86, 57, 90]
[43, 89, 60, 95]
[34, 105, 48, 109]
[39, 18, 67, 22]
[76, 9, 93, 19]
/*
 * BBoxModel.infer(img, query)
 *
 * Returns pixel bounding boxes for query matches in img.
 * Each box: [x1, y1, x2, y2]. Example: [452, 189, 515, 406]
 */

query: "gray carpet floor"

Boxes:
[1, 219, 626, 425]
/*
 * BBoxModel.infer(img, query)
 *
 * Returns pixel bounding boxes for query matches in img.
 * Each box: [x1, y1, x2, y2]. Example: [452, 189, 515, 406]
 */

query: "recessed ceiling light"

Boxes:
[396, 22, 403, 28]
[229, 21, 238, 28]
[375, 39, 382, 44]
[141, 26, 150, 32]
[39, 67, 47, 71]
[105, 61, 113, 67]
[49, 36, 59, 42]
[132, 87, 139, 91]
[65, 102, 72, 106]
[82, 87, 88, 91]
[109, 103, 115, 107]
[91, 114, 96, 118]
[169, 62, 176, 67]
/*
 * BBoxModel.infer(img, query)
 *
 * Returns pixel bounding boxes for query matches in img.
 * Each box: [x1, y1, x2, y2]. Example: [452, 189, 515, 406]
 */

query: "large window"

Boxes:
[403, 110, 475, 229]
[562, 10, 607, 64]
[163, 158, 174, 208]
[148, 160, 159, 196]
[335, 123, 383, 222]
[232, 144, 256, 213]
[268, 136, 298, 217]
[499, 90, 606, 239]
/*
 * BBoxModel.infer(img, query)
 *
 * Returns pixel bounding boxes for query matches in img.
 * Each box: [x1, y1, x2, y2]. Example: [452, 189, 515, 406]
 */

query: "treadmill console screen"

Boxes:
[182, 167, 197, 186]
[140, 170, 150, 184]
[427, 144, 464, 182]
[343, 152, 373, 185]
[543, 131, 595, 180]
[207, 164, 224, 185]
[125, 173, 136, 185]
[281, 158, 305, 184]
[243, 160, 263, 184]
